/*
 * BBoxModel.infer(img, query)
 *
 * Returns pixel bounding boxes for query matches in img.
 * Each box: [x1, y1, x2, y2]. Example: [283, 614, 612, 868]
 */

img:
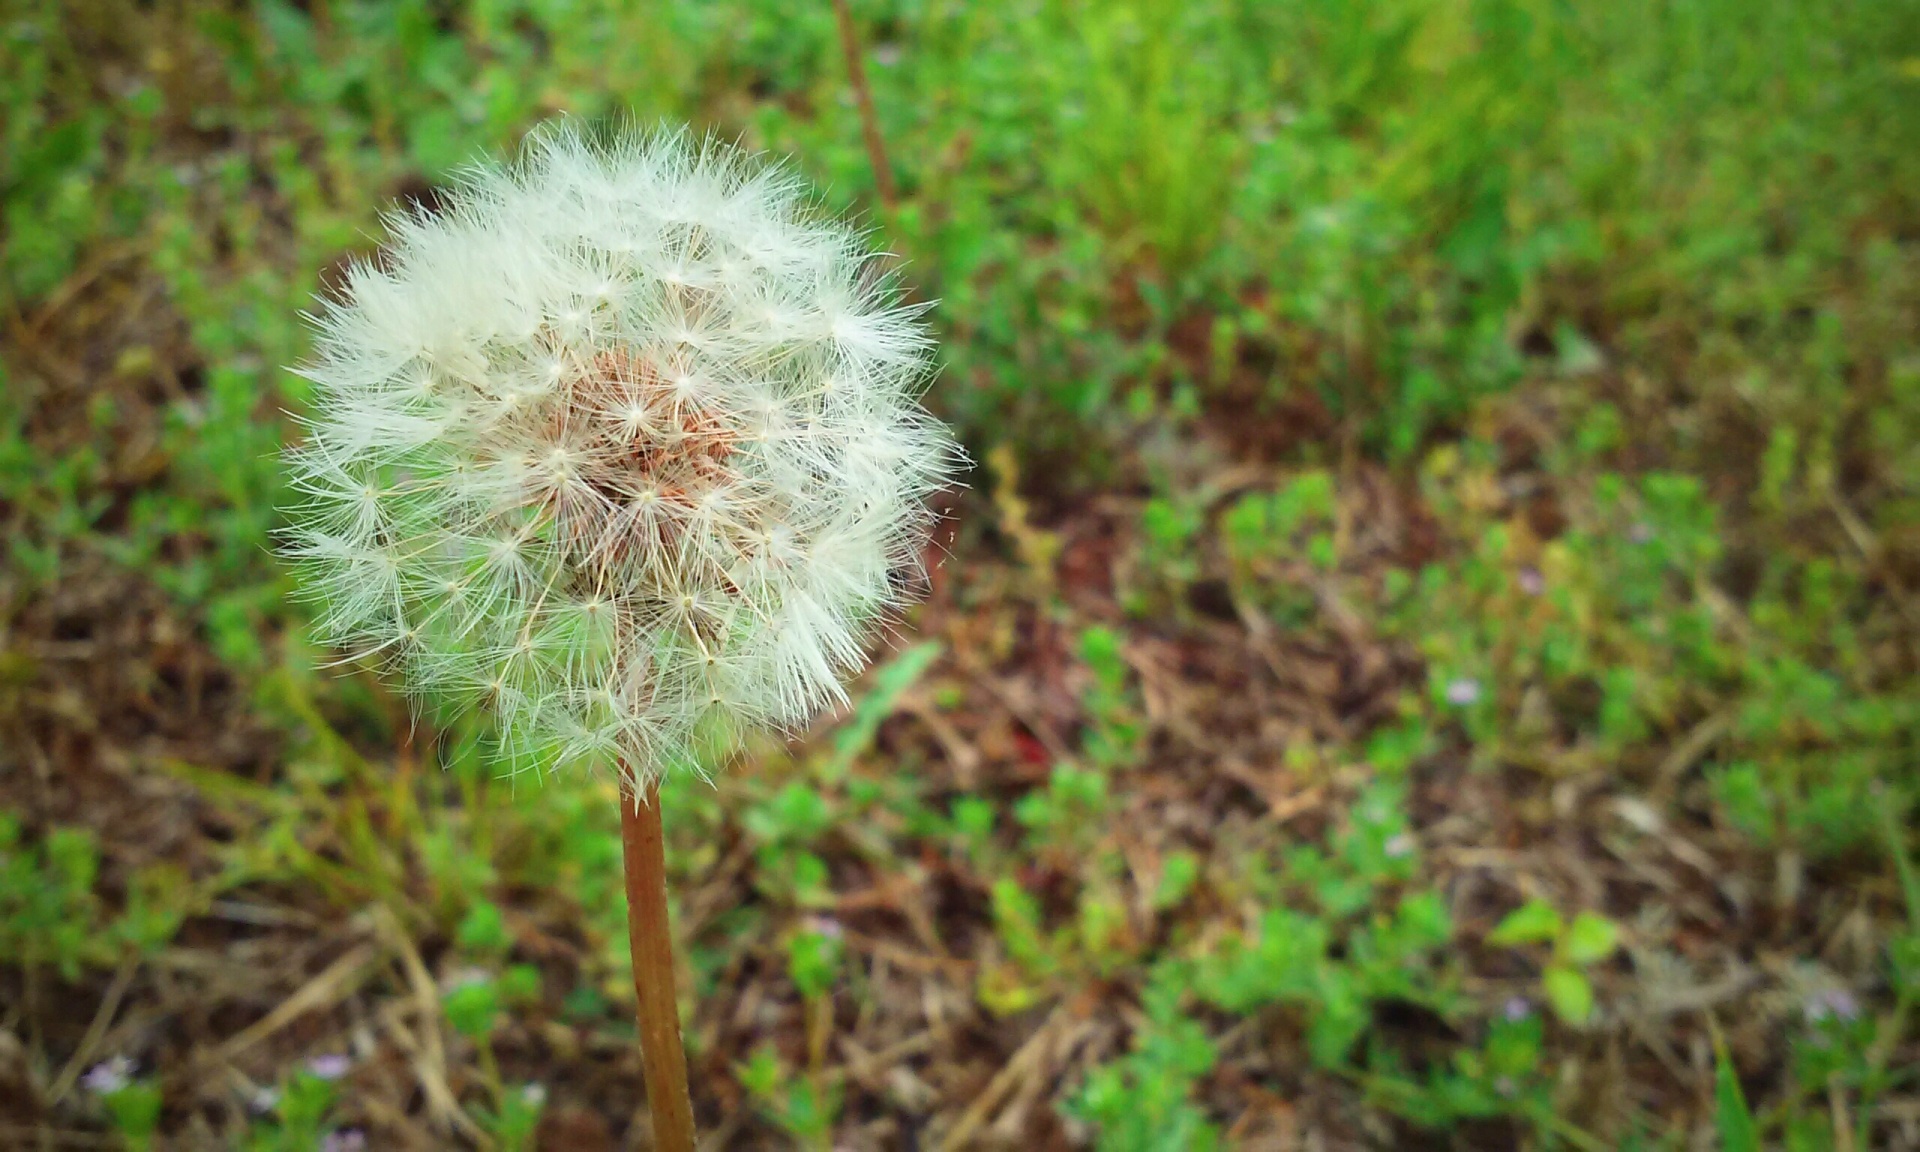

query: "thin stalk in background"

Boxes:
[832, 0, 899, 211]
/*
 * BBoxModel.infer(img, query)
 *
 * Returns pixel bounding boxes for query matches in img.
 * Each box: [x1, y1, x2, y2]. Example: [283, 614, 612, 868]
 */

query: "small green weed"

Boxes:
[1068, 973, 1220, 1152]
[740, 1045, 841, 1151]
[1484, 899, 1621, 1027]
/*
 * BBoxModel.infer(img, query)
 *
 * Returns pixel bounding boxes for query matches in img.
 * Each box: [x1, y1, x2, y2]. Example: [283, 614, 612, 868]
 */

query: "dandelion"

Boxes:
[279, 122, 960, 1152]
[283, 123, 957, 787]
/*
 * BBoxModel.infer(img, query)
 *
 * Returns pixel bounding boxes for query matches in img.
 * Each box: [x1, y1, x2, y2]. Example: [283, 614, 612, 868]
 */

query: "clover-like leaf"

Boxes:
[1542, 963, 1594, 1025]
[1562, 911, 1620, 966]
[1487, 898, 1562, 947]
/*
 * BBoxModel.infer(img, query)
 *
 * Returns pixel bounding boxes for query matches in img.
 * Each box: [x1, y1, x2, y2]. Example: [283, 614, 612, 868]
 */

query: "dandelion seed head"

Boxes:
[281, 122, 962, 786]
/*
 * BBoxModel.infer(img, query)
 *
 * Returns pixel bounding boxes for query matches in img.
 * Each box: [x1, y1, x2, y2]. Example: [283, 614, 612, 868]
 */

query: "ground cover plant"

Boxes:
[2, 0, 1918, 1148]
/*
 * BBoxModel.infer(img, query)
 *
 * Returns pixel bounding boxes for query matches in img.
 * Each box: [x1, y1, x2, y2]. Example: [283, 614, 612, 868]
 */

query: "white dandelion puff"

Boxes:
[280, 122, 963, 786]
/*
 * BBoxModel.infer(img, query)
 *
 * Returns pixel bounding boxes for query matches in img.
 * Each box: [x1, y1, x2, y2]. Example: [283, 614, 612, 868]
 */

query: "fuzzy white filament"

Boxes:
[280, 123, 959, 784]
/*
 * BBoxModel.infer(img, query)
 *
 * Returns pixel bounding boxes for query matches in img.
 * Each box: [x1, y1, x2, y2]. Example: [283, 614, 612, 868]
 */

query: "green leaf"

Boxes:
[951, 796, 996, 842]
[744, 783, 833, 846]
[1306, 971, 1369, 1068]
[456, 901, 510, 953]
[499, 963, 542, 1004]
[443, 978, 501, 1040]
[102, 1082, 163, 1147]
[1488, 898, 1563, 947]
[990, 879, 1055, 975]
[738, 1045, 784, 1099]
[824, 641, 942, 781]
[1878, 794, 1920, 927]
[1079, 626, 1127, 687]
[1152, 851, 1201, 911]
[786, 929, 844, 1000]
[1889, 931, 1920, 999]
[1712, 1025, 1761, 1152]
[1562, 911, 1620, 966]
[1709, 761, 1776, 845]
[1542, 963, 1594, 1025]
[1389, 891, 1454, 954]
[1193, 909, 1328, 1012]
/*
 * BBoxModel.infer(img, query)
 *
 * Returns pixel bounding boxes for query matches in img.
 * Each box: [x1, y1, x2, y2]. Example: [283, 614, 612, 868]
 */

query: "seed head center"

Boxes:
[537, 346, 742, 565]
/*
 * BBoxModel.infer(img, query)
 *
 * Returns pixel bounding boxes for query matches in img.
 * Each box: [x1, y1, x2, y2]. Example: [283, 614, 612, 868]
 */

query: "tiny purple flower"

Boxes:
[1384, 833, 1416, 860]
[82, 1056, 134, 1096]
[306, 1054, 352, 1081]
[249, 1086, 282, 1115]
[1516, 566, 1544, 596]
[1804, 988, 1860, 1024]
[321, 1130, 368, 1152]
[522, 1082, 549, 1107]
[1503, 996, 1532, 1022]
[804, 915, 845, 940]
[1445, 678, 1482, 707]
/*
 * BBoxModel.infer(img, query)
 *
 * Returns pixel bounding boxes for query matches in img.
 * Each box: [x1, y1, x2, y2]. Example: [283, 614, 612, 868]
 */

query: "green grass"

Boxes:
[3, 0, 1918, 1147]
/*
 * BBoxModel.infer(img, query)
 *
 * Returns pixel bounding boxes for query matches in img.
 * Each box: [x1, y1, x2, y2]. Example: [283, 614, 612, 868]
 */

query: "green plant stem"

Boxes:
[1876, 792, 1920, 925]
[620, 778, 696, 1152]
[476, 1033, 504, 1102]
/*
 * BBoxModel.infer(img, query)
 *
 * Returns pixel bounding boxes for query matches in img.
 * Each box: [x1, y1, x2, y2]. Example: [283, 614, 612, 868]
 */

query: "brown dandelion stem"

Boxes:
[832, 0, 899, 211]
[620, 777, 696, 1152]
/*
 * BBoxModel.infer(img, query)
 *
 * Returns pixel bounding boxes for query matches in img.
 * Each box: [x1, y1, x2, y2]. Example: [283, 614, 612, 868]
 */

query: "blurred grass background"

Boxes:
[2, 0, 1919, 1148]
